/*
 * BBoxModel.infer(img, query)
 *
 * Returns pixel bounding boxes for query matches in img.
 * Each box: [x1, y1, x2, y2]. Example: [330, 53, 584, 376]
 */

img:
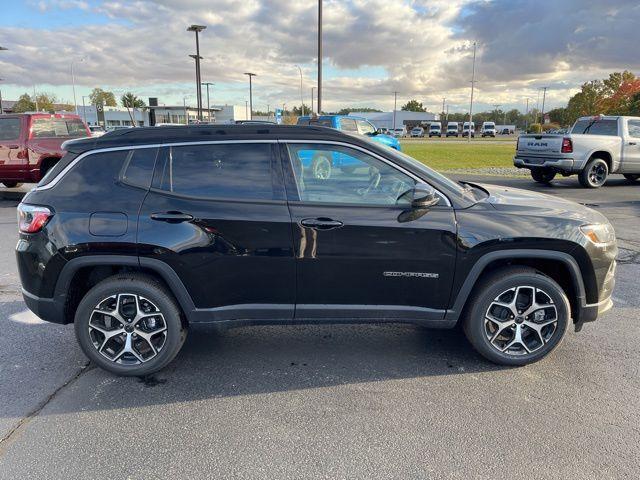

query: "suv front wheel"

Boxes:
[463, 267, 569, 366]
[74, 274, 187, 376]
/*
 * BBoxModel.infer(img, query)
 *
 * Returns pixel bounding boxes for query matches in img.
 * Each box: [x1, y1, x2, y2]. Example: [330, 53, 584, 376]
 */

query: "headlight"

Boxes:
[580, 223, 616, 246]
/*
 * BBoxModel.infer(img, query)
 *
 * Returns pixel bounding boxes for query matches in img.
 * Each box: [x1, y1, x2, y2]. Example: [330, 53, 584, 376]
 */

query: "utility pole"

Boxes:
[0, 77, 4, 115]
[187, 25, 206, 121]
[244, 72, 256, 120]
[525, 98, 530, 132]
[81, 96, 88, 124]
[201, 82, 214, 122]
[535, 88, 541, 124]
[393, 91, 398, 130]
[245, 100, 248, 120]
[540, 86, 548, 124]
[442, 97, 446, 115]
[33, 85, 38, 111]
[468, 41, 477, 143]
[295, 65, 304, 116]
[317, 0, 323, 113]
[183, 97, 188, 124]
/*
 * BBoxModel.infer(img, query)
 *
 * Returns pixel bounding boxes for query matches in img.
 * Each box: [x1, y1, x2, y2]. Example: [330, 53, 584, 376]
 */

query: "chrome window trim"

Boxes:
[36, 138, 451, 207]
[281, 139, 452, 207]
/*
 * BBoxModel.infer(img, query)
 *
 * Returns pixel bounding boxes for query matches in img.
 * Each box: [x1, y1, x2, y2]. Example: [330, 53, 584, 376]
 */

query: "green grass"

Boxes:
[400, 141, 516, 170]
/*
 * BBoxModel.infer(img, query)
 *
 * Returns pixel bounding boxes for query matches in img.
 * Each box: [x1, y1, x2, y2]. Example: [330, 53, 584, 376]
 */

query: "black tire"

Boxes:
[74, 274, 187, 376]
[623, 174, 640, 182]
[462, 266, 570, 366]
[1, 181, 21, 188]
[530, 168, 556, 184]
[311, 154, 332, 180]
[579, 158, 608, 188]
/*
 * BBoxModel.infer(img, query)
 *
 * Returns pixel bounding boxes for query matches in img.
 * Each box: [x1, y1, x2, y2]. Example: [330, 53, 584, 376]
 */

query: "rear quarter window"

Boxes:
[121, 148, 159, 189]
[0, 118, 21, 141]
[571, 119, 618, 136]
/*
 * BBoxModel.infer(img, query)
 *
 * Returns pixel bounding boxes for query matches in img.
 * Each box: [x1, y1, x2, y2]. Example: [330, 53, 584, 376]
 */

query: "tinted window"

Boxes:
[156, 143, 276, 200]
[0, 118, 21, 141]
[31, 118, 88, 138]
[286, 143, 416, 206]
[572, 119, 618, 136]
[627, 120, 640, 138]
[339, 118, 358, 132]
[122, 148, 158, 189]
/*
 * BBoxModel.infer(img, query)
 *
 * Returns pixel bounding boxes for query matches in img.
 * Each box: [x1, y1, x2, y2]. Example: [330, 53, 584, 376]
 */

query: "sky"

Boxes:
[0, 0, 639, 114]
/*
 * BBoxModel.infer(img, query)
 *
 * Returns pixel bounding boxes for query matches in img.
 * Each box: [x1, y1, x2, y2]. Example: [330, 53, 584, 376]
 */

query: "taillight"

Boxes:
[17, 204, 53, 233]
[561, 137, 573, 153]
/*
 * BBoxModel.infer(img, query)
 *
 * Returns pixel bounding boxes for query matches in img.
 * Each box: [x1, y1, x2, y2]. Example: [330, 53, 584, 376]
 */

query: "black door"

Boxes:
[137, 142, 295, 321]
[282, 142, 457, 322]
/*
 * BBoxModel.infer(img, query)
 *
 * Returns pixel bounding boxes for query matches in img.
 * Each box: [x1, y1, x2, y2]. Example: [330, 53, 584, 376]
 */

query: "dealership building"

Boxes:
[348, 110, 440, 129]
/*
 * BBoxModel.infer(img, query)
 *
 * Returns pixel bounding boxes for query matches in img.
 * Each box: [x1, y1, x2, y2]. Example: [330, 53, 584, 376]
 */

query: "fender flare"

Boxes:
[444, 249, 586, 322]
[54, 255, 196, 319]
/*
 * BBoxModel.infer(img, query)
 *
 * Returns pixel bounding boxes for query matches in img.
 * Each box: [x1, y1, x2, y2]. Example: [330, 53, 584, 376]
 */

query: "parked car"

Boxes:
[17, 124, 617, 375]
[514, 115, 640, 188]
[0, 113, 90, 188]
[500, 128, 511, 135]
[446, 122, 459, 137]
[391, 126, 407, 138]
[429, 123, 442, 138]
[462, 122, 475, 138]
[481, 122, 496, 137]
[296, 115, 401, 151]
[410, 127, 424, 137]
[88, 125, 107, 137]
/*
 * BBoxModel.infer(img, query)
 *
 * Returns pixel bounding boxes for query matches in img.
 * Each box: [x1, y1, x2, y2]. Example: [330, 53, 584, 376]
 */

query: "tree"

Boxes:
[335, 107, 382, 115]
[89, 88, 117, 107]
[120, 92, 145, 125]
[401, 100, 425, 112]
[12, 94, 35, 113]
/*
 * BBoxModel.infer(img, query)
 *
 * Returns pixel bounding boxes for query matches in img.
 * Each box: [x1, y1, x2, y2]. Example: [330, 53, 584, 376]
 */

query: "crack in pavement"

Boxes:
[0, 361, 93, 455]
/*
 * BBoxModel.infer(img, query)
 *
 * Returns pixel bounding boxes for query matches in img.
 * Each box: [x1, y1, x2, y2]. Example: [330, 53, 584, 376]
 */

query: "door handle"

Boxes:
[300, 217, 344, 230]
[150, 212, 194, 223]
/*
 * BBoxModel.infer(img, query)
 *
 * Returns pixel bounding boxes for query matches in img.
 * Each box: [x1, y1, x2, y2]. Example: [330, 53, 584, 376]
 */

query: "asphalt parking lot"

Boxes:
[0, 176, 638, 479]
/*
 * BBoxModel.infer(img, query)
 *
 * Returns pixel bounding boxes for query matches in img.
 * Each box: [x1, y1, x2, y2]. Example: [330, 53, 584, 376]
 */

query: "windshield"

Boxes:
[430, 125, 439, 130]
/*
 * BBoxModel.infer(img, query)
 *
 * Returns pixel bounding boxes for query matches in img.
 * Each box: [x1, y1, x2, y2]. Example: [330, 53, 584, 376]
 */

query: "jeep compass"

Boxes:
[16, 125, 617, 376]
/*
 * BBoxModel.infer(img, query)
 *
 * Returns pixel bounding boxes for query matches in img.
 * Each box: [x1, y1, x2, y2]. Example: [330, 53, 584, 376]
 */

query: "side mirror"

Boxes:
[376, 128, 383, 134]
[411, 183, 440, 209]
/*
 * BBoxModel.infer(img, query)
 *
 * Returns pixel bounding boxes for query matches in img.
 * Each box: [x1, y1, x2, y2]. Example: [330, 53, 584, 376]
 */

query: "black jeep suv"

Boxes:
[17, 125, 617, 375]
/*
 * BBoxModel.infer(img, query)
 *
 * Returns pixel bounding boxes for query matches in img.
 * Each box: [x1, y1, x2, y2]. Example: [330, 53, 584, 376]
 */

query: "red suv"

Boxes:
[0, 113, 90, 187]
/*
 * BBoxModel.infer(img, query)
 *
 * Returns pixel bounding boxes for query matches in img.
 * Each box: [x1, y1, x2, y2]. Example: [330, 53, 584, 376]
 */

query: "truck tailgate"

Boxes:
[517, 134, 564, 155]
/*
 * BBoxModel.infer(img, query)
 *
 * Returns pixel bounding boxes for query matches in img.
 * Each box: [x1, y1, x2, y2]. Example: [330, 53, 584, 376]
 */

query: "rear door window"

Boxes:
[154, 143, 282, 201]
[572, 119, 618, 136]
[0, 118, 21, 141]
[31, 118, 89, 138]
[627, 120, 640, 138]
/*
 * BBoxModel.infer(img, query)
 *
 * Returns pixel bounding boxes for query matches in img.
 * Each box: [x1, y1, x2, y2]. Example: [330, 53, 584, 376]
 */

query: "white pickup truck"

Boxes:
[514, 115, 640, 188]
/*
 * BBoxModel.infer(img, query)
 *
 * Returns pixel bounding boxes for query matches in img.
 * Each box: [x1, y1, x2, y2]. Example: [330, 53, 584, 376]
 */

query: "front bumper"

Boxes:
[514, 155, 575, 171]
[574, 258, 616, 331]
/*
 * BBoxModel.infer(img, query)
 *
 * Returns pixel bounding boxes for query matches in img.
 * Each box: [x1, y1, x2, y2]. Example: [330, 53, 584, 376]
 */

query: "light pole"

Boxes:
[244, 72, 257, 120]
[468, 41, 477, 143]
[311, 87, 315, 113]
[187, 24, 206, 121]
[71, 56, 86, 115]
[317, 0, 323, 113]
[392, 91, 398, 130]
[201, 82, 214, 122]
[245, 101, 248, 120]
[294, 65, 304, 116]
[0, 78, 4, 115]
[183, 97, 188, 124]
[81, 95, 89, 124]
[493, 104, 501, 124]
[525, 98, 530, 131]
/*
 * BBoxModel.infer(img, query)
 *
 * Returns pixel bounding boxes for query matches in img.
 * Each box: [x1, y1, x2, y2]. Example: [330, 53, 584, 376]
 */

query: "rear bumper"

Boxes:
[514, 156, 575, 171]
[22, 288, 67, 324]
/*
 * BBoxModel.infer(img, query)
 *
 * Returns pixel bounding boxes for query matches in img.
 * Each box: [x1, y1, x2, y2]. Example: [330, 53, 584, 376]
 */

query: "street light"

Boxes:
[0, 78, 4, 115]
[317, 0, 323, 113]
[201, 82, 214, 123]
[468, 41, 477, 143]
[187, 24, 206, 120]
[81, 95, 89, 124]
[244, 72, 257, 120]
[311, 86, 315, 113]
[294, 65, 304, 117]
[71, 56, 86, 115]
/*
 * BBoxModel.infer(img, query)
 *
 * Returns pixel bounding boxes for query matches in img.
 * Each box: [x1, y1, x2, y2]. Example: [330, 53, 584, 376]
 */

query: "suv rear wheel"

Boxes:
[463, 267, 569, 366]
[74, 274, 187, 376]
[2, 181, 21, 188]
[579, 158, 608, 188]
[530, 168, 556, 184]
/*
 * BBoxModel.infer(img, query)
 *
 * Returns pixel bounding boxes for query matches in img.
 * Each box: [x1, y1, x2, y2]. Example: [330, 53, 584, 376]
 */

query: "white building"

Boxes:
[76, 105, 149, 128]
[349, 111, 439, 129]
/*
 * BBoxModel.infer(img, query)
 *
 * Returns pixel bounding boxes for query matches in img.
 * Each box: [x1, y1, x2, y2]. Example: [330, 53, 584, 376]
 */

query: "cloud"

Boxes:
[0, 0, 638, 111]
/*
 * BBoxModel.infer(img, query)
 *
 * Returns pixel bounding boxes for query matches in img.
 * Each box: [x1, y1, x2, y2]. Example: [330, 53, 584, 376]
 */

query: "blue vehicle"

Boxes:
[296, 115, 401, 179]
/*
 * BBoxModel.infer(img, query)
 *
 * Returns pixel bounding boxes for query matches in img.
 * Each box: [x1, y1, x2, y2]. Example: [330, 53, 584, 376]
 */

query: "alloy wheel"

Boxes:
[88, 293, 168, 365]
[588, 163, 607, 186]
[484, 286, 558, 356]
